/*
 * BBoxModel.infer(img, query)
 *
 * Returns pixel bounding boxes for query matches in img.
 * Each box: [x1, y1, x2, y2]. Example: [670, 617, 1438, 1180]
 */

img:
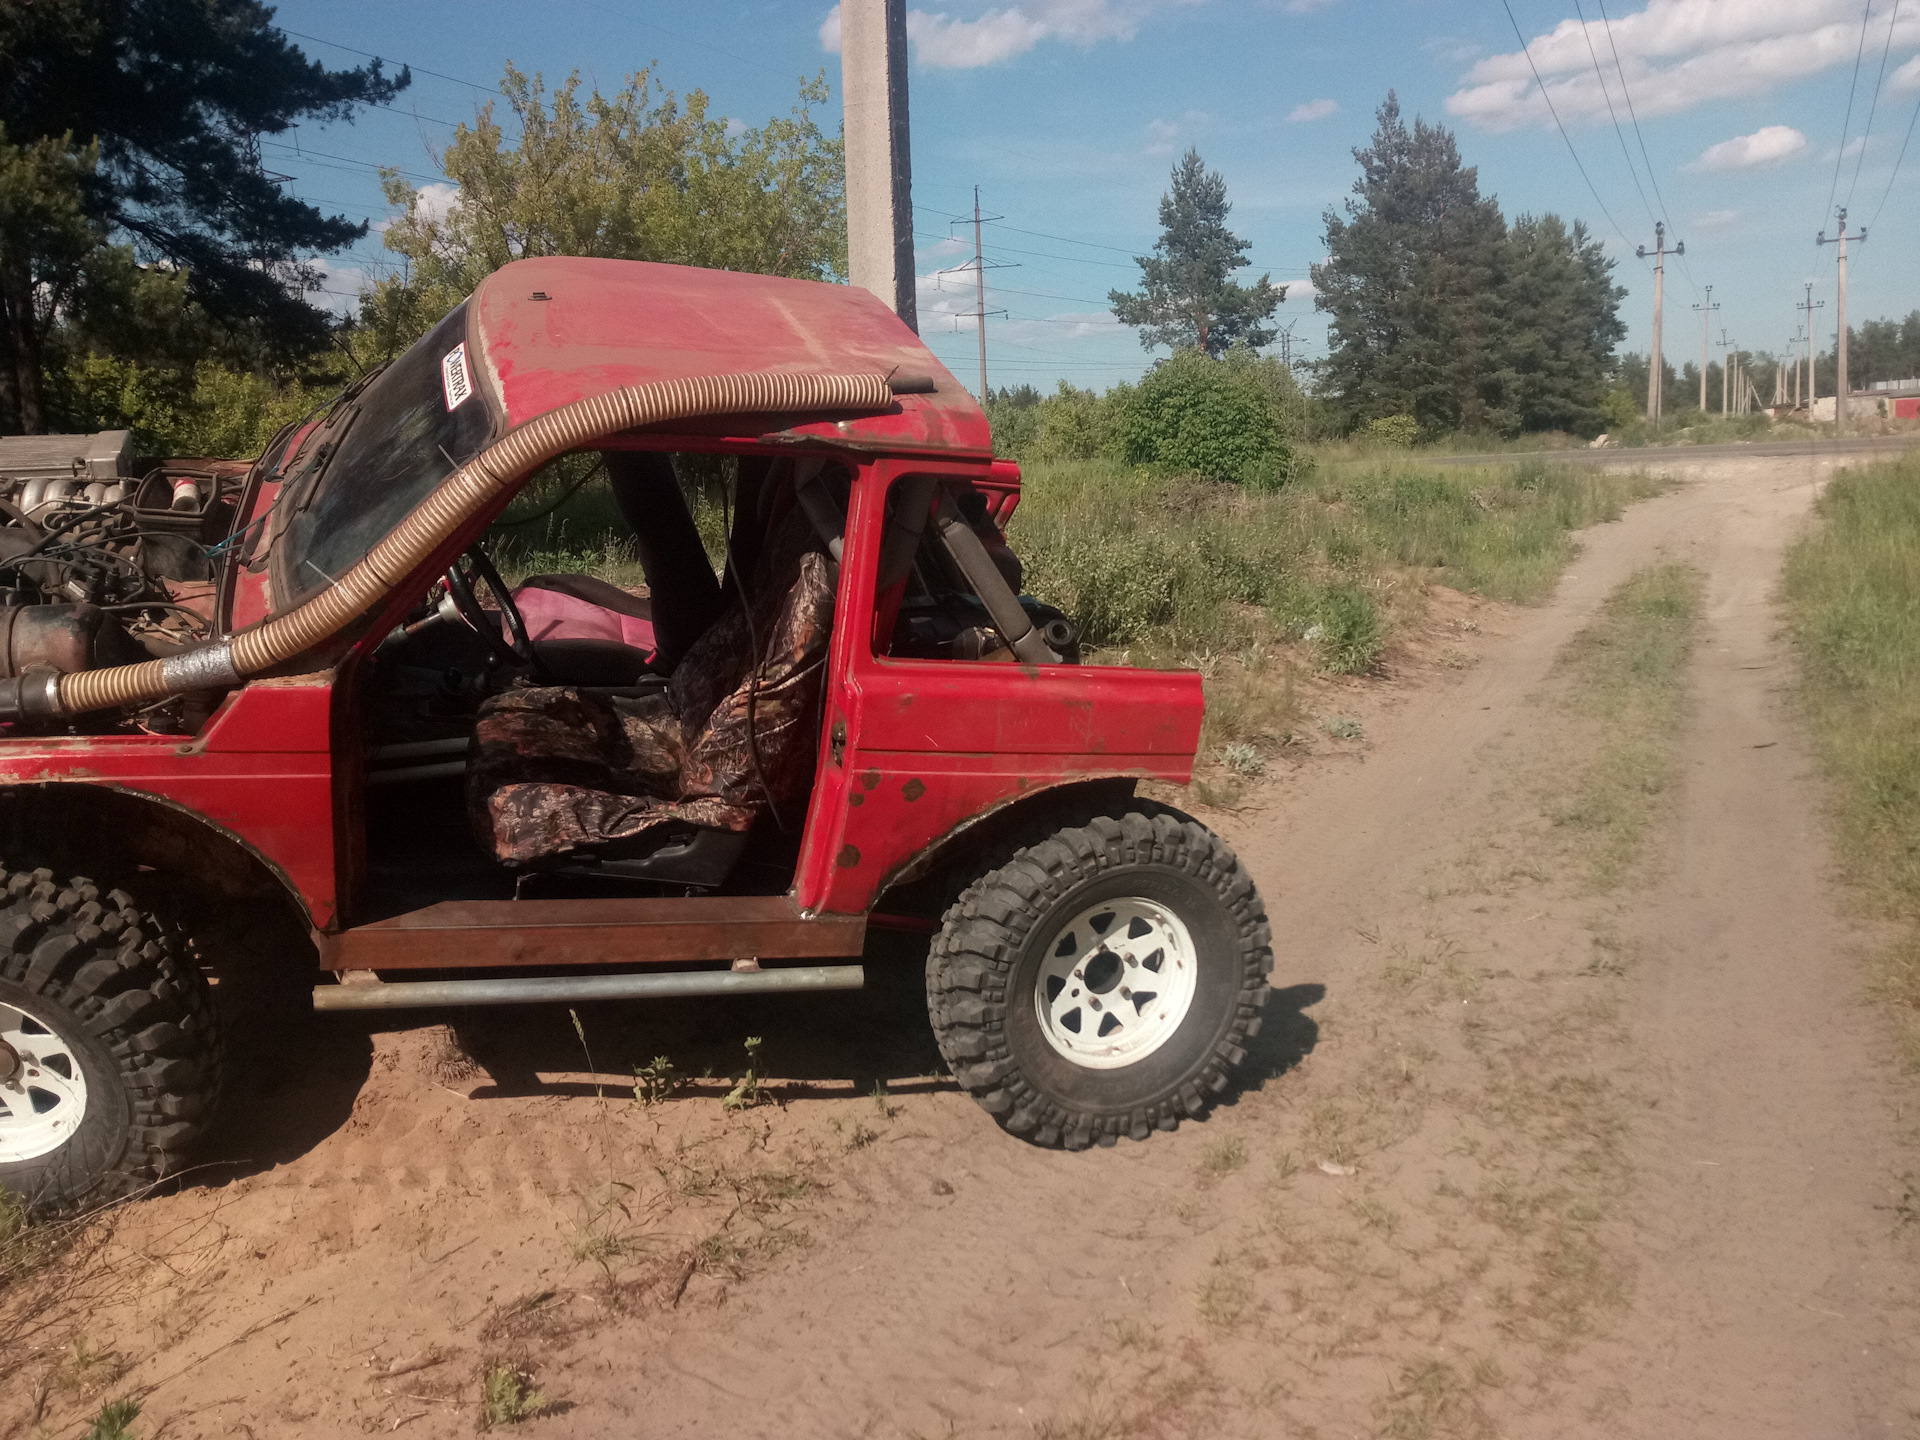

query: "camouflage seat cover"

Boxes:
[468, 521, 834, 865]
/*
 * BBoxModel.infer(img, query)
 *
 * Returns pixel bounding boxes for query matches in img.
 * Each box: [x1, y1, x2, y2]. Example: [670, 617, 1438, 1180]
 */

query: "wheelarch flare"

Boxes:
[0, 782, 316, 936]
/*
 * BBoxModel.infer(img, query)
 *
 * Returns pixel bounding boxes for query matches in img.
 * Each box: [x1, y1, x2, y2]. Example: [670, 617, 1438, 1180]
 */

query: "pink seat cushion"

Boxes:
[512, 574, 657, 657]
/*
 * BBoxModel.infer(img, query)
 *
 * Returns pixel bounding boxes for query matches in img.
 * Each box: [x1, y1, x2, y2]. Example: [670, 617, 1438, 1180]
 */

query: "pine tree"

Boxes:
[0, 0, 407, 431]
[1502, 215, 1624, 434]
[1109, 148, 1281, 358]
[1314, 94, 1509, 434]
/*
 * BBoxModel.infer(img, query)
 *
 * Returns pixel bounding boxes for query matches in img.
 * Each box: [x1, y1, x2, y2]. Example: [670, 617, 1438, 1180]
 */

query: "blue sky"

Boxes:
[270, 0, 1920, 396]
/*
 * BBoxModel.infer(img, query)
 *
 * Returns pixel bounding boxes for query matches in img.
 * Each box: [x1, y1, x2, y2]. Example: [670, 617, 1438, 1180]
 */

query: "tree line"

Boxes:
[0, 0, 846, 449]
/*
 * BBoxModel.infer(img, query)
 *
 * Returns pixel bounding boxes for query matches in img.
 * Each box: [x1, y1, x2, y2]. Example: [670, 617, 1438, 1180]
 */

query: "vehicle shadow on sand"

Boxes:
[185, 936, 1324, 1187]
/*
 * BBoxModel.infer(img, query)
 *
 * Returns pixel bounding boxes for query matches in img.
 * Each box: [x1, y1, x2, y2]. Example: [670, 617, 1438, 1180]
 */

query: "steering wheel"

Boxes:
[444, 544, 538, 673]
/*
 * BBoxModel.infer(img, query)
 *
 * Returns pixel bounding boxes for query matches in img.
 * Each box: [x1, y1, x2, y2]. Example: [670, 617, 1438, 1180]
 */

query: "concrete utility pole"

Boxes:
[1637, 222, 1683, 427]
[1717, 330, 1732, 414]
[1790, 328, 1805, 407]
[1797, 284, 1825, 411]
[972, 188, 988, 402]
[1693, 286, 1718, 413]
[1816, 207, 1867, 434]
[842, 0, 917, 329]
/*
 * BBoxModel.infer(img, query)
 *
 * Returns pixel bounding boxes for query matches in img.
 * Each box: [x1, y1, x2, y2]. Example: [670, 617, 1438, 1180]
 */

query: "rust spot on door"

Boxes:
[901, 778, 926, 802]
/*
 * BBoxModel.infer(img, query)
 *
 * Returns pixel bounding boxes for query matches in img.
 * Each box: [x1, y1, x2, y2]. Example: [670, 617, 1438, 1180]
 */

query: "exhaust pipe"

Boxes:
[312, 963, 866, 1011]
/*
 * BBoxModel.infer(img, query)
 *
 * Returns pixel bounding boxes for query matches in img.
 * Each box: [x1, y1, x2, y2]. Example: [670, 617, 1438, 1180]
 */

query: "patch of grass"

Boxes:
[1193, 1269, 1255, 1328]
[1322, 714, 1364, 741]
[1548, 560, 1703, 890]
[480, 1361, 548, 1428]
[1198, 1136, 1248, 1178]
[83, 1398, 140, 1440]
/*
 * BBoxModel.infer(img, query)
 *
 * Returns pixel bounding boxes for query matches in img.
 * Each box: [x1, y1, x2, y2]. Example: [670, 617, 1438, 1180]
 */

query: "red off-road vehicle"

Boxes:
[0, 259, 1272, 1208]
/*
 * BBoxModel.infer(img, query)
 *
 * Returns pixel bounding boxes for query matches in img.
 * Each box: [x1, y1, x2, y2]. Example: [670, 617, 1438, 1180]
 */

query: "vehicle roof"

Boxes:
[468, 257, 992, 457]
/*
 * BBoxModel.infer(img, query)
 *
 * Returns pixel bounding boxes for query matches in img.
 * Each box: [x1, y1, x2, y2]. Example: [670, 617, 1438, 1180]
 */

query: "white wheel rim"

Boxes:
[1032, 896, 1198, 1070]
[0, 1000, 91, 1164]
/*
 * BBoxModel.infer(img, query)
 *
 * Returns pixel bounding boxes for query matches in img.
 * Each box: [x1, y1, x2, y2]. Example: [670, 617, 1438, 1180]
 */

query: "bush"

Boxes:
[1118, 349, 1293, 488]
[1365, 414, 1420, 448]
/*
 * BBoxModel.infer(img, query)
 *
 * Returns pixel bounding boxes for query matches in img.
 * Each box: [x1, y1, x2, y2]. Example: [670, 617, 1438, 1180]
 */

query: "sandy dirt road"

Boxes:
[8, 449, 1919, 1439]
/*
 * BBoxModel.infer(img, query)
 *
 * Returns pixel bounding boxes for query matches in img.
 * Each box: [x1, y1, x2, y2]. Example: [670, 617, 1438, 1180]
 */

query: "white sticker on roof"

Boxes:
[441, 342, 473, 411]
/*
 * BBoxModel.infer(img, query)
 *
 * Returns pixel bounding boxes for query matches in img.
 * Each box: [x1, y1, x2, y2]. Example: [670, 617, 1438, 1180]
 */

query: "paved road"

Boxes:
[1428, 433, 1918, 467]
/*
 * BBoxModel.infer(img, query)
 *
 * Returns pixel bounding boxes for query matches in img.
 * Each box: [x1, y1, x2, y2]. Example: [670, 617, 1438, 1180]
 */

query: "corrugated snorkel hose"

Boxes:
[44, 371, 895, 718]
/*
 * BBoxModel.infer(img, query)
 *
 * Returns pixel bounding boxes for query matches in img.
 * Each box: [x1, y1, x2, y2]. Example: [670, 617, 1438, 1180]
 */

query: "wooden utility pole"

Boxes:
[1797, 285, 1825, 411]
[1816, 207, 1867, 434]
[842, 0, 917, 329]
[1693, 286, 1718, 413]
[1637, 222, 1683, 427]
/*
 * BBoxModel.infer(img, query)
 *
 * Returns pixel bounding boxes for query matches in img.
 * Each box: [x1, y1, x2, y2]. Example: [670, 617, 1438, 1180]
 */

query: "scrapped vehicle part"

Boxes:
[0, 868, 221, 1210]
[0, 256, 1268, 1188]
[926, 809, 1272, 1150]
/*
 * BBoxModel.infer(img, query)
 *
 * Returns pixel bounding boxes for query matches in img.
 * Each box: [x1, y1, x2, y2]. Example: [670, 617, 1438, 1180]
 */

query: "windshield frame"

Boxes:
[268, 304, 505, 613]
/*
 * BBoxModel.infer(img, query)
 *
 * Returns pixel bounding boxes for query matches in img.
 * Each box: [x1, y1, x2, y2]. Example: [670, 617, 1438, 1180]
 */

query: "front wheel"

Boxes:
[927, 809, 1271, 1149]
[0, 868, 220, 1211]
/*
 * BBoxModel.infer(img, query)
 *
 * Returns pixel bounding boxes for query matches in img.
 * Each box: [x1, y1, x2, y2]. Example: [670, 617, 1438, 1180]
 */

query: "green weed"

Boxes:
[722, 1037, 767, 1112]
[83, 1398, 140, 1440]
[481, 1362, 548, 1428]
[632, 1055, 685, 1107]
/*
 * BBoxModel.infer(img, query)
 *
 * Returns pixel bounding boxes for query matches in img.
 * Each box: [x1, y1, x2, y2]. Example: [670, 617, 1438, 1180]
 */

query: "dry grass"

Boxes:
[1546, 561, 1704, 891]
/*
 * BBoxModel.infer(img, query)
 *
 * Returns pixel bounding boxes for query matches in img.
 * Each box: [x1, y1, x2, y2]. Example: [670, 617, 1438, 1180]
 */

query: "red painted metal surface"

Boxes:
[468, 258, 992, 457]
[0, 677, 338, 926]
[792, 458, 1204, 915]
[321, 894, 866, 971]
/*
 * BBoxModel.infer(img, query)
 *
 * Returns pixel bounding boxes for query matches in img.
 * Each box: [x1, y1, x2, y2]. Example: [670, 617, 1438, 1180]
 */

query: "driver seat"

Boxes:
[466, 505, 832, 879]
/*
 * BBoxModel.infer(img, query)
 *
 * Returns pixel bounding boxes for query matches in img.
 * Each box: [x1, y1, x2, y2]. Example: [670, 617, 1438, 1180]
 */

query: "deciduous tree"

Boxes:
[364, 65, 845, 356]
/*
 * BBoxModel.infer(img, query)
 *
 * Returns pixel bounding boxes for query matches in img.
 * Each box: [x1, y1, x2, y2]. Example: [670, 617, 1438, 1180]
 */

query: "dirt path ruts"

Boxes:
[546, 453, 1920, 1437]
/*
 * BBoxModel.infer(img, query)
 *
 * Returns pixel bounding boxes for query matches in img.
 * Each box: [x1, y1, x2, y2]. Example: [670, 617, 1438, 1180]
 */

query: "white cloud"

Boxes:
[411, 181, 461, 225]
[1689, 124, 1808, 170]
[1895, 53, 1920, 90]
[1446, 0, 1920, 132]
[1288, 98, 1338, 122]
[1277, 0, 1340, 12]
[821, 1, 1198, 69]
[1692, 208, 1741, 231]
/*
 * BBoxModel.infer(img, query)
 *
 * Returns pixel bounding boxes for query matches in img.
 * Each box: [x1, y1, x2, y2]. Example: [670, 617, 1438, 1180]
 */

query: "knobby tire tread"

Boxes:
[0, 865, 221, 1208]
[927, 809, 1272, 1151]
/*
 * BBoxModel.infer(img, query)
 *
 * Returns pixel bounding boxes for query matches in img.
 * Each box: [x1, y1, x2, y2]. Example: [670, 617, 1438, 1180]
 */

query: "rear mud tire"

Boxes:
[0, 867, 220, 1212]
[927, 809, 1271, 1150]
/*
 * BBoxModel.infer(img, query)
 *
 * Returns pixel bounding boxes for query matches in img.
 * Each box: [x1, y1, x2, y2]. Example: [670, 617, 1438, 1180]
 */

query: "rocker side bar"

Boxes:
[312, 964, 866, 1011]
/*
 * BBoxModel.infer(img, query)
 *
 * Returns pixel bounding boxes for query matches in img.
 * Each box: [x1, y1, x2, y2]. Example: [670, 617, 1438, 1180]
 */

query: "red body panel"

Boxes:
[468, 259, 992, 457]
[791, 458, 1203, 915]
[0, 678, 338, 925]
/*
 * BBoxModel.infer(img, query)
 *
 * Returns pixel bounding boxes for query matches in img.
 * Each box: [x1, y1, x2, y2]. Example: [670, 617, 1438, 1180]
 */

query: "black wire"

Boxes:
[1867, 85, 1920, 232]
[1571, 0, 1661, 230]
[1847, 0, 1905, 214]
[1592, 0, 1699, 295]
[1825, 0, 1877, 230]
[1497, 0, 1638, 253]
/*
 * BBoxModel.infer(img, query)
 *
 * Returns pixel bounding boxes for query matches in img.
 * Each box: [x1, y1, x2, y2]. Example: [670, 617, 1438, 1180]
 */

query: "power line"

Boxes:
[1823, 1, 1876, 231]
[1846, 0, 1905, 213]
[1593, 0, 1696, 294]
[275, 27, 503, 96]
[1571, 0, 1659, 230]
[1496, 0, 1637, 252]
[1866, 81, 1920, 232]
